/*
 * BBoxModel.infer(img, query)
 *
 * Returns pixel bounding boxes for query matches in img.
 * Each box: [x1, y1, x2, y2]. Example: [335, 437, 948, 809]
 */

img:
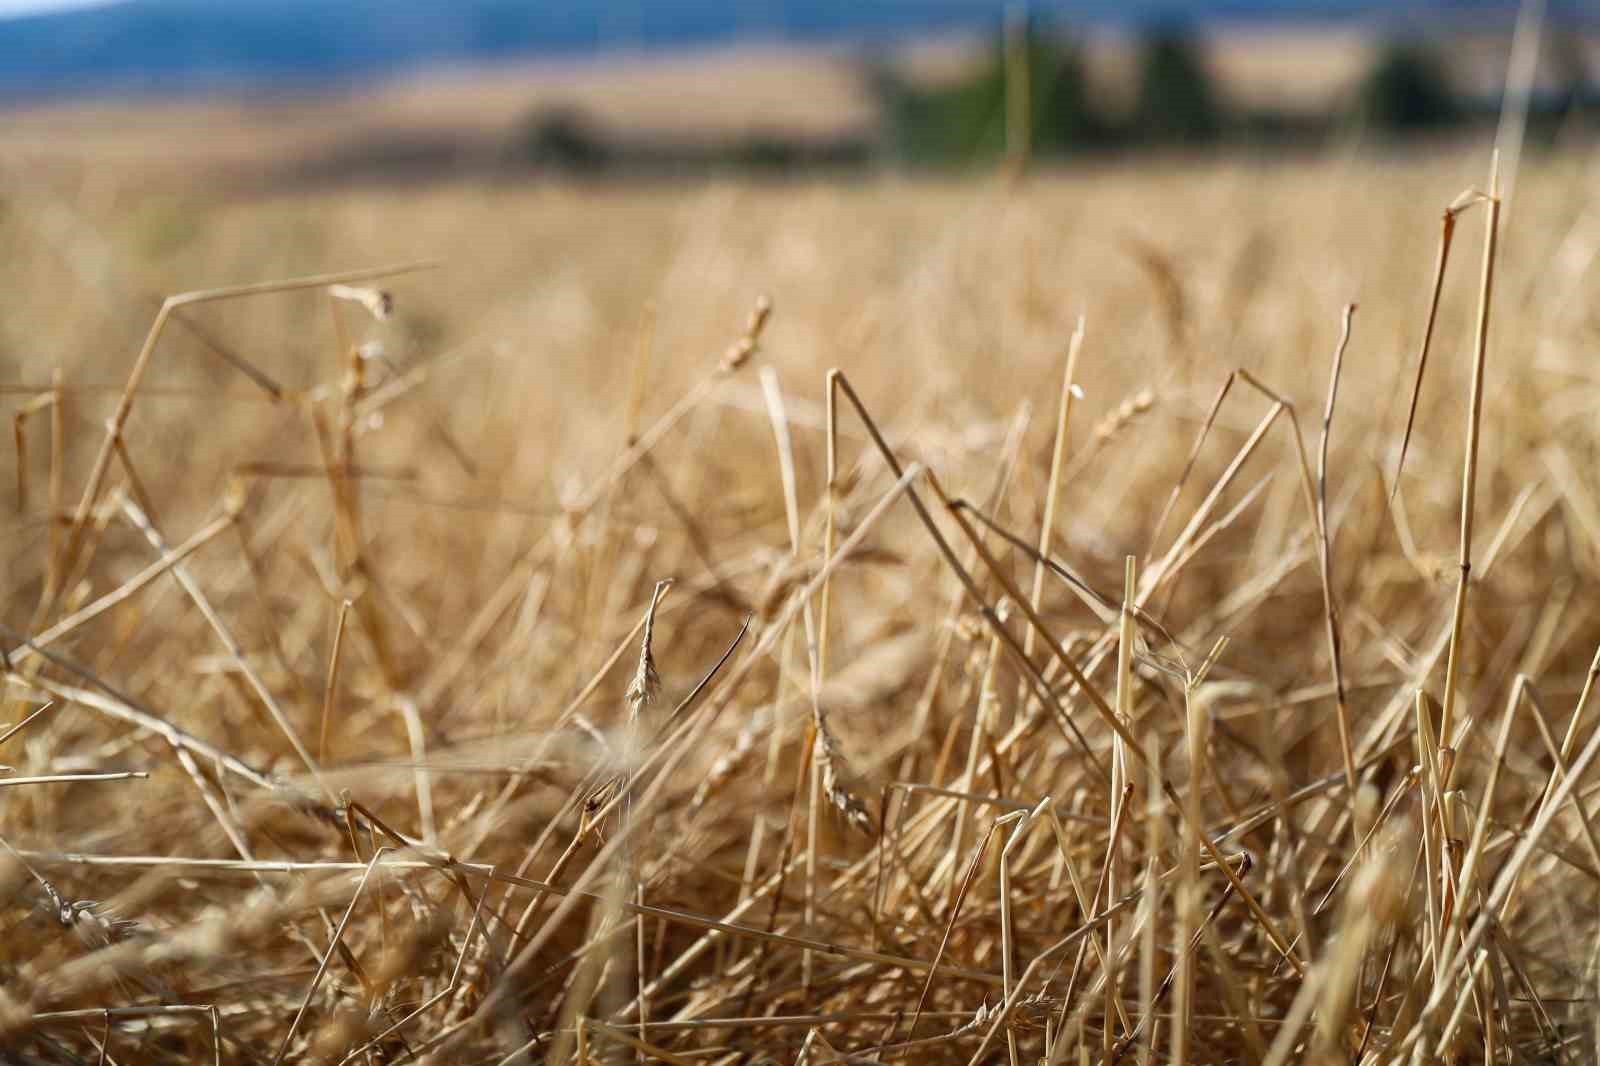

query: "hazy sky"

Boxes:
[0, 0, 111, 16]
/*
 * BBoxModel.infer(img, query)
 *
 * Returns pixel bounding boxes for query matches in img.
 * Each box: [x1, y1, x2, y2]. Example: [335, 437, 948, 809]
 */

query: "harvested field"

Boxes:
[1, 146, 1599, 1062]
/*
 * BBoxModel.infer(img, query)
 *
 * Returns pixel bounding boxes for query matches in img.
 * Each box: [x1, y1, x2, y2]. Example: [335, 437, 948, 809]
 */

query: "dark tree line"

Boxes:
[509, 20, 1597, 174]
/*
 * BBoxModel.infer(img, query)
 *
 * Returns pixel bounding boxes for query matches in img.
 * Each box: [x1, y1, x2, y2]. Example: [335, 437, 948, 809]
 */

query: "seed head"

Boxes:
[39, 878, 141, 947]
[813, 711, 874, 836]
[626, 579, 673, 723]
[720, 294, 773, 372]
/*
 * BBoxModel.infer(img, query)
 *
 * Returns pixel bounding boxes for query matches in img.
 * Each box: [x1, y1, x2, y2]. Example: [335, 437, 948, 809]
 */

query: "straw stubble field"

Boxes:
[1, 149, 1599, 1063]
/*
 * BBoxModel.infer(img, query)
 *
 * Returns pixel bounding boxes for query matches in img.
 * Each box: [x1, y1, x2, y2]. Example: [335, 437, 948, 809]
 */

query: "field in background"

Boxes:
[2, 64, 1600, 1064]
[1, 24, 1570, 188]
[0, 43, 881, 188]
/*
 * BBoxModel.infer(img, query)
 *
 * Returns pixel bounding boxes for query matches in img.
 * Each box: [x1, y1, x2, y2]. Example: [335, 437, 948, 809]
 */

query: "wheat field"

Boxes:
[1, 146, 1599, 1063]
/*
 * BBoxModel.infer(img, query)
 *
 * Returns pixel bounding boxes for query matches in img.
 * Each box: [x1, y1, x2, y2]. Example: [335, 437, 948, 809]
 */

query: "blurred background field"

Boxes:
[0, 3, 1596, 187]
[4, 2, 1600, 1064]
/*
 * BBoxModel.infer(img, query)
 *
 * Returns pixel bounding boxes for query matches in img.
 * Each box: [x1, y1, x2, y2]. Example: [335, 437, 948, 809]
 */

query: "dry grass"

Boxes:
[1, 142, 1599, 1064]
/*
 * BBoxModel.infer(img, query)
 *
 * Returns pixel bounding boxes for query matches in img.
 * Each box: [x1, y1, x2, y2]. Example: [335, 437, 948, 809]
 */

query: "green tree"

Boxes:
[516, 107, 613, 172]
[1131, 25, 1222, 144]
[1358, 42, 1460, 131]
[873, 22, 1103, 165]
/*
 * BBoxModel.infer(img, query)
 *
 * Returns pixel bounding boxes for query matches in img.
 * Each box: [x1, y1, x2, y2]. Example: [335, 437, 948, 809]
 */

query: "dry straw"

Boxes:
[3, 146, 1597, 1066]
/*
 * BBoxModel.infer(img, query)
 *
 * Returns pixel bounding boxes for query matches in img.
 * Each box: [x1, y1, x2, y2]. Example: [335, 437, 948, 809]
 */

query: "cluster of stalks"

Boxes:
[0, 148, 1597, 1066]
